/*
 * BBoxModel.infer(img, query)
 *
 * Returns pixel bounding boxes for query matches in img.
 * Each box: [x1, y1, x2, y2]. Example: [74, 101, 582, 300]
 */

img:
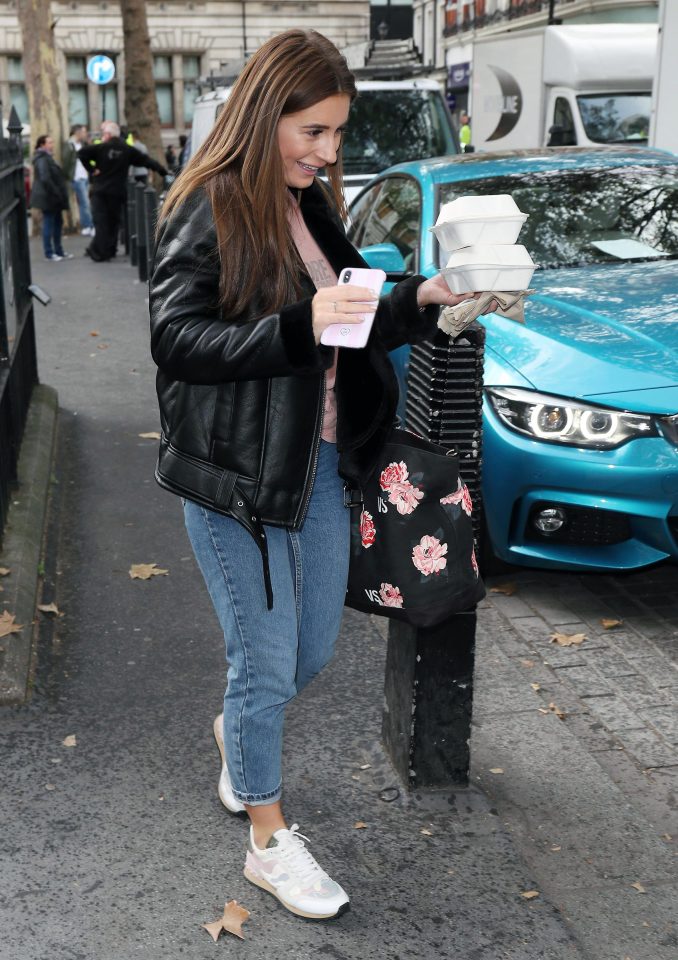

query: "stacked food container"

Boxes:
[431, 195, 536, 293]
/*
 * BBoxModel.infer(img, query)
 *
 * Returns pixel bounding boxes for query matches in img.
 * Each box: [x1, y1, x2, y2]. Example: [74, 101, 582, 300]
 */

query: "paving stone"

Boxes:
[611, 673, 673, 708]
[579, 695, 650, 735]
[552, 664, 615, 699]
[582, 649, 642, 679]
[615, 727, 678, 770]
[637, 706, 678, 745]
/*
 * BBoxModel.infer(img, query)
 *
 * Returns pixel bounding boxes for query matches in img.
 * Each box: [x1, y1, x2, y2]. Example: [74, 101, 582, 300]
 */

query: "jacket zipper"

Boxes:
[298, 374, 326, 525]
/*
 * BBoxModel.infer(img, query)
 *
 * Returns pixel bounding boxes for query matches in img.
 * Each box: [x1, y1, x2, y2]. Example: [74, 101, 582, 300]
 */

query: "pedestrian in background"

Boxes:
[177, 134, 190, 170]
[150, 28, 482, 923]
[165, 144, 178, 172]
[78, 121, 167, 262]
[459, 112, 472, 152]
[31, 135, 73, 262]
[63, 124, 95, 236]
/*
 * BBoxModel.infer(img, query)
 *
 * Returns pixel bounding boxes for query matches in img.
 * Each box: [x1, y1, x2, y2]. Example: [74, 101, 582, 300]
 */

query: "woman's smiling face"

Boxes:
[277, 94, 351, 189]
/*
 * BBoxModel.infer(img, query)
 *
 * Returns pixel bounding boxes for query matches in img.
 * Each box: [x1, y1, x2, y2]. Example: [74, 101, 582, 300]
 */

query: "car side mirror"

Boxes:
[360, 243, 410, 281]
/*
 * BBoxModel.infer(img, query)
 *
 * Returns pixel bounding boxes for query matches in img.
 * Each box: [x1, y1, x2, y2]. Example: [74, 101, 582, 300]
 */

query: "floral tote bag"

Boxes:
[345, 428, 485, 628]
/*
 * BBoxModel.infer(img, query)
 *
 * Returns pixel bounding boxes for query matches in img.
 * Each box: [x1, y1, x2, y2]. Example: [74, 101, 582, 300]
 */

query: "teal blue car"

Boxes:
[348, 147, 678, 572]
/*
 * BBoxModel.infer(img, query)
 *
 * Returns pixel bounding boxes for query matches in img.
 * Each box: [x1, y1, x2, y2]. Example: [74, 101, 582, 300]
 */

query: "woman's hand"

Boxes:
[312, 284, 378, 346]
[416, 274, 495, 312]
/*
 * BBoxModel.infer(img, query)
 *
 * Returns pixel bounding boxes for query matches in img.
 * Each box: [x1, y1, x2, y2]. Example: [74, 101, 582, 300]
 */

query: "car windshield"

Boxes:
[437, 165, 678, 269]
[343, 90, 454, 175]
[577, 94, 651, 143]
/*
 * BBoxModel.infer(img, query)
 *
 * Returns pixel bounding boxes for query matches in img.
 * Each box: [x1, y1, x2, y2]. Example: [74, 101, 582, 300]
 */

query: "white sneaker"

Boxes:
[244, 824, 350, 920]
[45, 253, 62, 261]
[80, 228, 92, 236]
[213, 714, 246, 815]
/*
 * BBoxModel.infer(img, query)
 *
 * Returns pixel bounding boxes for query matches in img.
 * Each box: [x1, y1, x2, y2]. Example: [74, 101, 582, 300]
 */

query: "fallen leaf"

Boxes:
[530, 683, 541, 691]
[490, 582, 517, 596]
[45, 783, 56, 791]
[37, 602, 60, 616]
[600, 618, 623, 629]
[520, 890, 540, 900]
[202, 918, 224, 943]
[353, 821, 368, 829]
[550, 631, 586, 647]
[420, 828, 433, 836]
[631, 881, 646, 894]
[89, 330, 100, 336]
[202, 900, 250, 941]
[662, 833, 673, 842]
[62, 735, 77, 747]
[359, 763, 371, 770]
[351, 774, 360, 781]
[0, 611, 22, 638]
[538, 708, 550, 714]
[548, 702, 567, 720]
[489, 767, 504, 774]
[0, 567, 10, 576]
[96, 343, 109, 350]
[129, 563, 169, 580]
[520, 659, 535, 668]
[138, 432, 161, 440]
[550, 845, 561, 852]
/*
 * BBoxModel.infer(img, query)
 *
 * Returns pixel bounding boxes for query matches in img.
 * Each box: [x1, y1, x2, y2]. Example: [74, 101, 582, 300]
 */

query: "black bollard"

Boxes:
[127, 181, 137, 267]
[381, 324, 485, 788]
[143, 186, 159, 281]
[135, 183, 147, 282]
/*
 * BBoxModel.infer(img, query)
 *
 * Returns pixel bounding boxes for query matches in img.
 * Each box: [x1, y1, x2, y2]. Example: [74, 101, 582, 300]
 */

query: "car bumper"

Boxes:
[483, 403, 678, 572]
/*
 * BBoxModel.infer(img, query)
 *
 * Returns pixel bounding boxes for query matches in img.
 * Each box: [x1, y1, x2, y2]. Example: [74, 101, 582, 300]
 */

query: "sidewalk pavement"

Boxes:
[0, 234, 675, 959]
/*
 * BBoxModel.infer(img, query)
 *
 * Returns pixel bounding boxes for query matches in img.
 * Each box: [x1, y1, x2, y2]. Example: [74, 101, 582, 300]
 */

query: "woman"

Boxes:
[31, 136, 72, 261]
[150, 29, 486, 921]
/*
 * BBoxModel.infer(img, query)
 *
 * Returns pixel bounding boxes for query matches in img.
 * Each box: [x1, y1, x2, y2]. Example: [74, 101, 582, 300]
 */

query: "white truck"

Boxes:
[469, 23, 657, 152]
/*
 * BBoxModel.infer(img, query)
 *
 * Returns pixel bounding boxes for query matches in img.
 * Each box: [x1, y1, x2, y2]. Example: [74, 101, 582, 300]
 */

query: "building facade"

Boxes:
[413, 0, 659, 115]
[0, 0, 371, 144]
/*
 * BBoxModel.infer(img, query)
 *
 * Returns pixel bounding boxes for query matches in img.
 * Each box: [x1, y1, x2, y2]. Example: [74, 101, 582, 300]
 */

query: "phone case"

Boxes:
[320, 267, 386, 349]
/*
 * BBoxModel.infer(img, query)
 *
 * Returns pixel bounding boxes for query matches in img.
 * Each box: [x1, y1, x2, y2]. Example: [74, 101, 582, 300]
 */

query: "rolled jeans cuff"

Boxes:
[233, 783, 282, 806]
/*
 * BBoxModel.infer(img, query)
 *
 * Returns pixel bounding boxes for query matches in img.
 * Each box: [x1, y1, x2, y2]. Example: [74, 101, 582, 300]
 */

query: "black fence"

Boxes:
[0, 106, 38, 545]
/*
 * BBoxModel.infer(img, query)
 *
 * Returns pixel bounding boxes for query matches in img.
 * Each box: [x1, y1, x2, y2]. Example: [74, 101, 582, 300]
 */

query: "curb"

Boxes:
[0, 383, 58, 705]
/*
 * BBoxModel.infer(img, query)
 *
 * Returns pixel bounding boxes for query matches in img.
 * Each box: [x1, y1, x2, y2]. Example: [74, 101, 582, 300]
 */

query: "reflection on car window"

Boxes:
[343, 91, 454, 175]
[438, 166, 678, 268]
[347, 182, 384, 247]
[577, 94, 651, 143]
[361, 177, 421, 270]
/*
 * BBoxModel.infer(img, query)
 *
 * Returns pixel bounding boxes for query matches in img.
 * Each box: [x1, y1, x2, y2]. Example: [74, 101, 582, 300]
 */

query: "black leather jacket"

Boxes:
[150, 182, 438, 605]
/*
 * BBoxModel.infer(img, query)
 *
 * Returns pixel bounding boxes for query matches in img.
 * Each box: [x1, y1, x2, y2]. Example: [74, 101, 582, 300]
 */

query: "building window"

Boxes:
[7, 57, 29, 127]
[182, 55, 200, 125]
[154, 55, 174, 125]
[67, 57, 89, 127]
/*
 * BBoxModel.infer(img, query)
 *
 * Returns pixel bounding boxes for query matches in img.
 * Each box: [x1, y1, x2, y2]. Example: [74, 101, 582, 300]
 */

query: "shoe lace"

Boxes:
[276, 824, 328, 885]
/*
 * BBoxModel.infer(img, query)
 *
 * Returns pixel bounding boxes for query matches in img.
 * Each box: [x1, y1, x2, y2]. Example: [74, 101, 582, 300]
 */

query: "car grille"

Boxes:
[526, 502, 631, 546]
[406, 325, 485, 545]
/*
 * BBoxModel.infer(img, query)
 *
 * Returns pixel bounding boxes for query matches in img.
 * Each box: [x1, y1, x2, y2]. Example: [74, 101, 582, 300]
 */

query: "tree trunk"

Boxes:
[119, 0, 165, 185]
[16, 0, 65, 163]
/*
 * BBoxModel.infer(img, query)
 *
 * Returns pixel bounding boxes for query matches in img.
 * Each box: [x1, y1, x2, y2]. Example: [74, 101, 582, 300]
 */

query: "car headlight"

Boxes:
[486, 387, 658, 449]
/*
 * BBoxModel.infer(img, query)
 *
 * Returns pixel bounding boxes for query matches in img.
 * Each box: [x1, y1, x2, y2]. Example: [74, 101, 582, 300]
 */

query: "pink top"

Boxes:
[287, 198, 338, 443]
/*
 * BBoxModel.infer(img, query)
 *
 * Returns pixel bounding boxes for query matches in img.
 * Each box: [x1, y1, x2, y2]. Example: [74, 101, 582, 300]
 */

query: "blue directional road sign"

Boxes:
[87, 55, 116, 85]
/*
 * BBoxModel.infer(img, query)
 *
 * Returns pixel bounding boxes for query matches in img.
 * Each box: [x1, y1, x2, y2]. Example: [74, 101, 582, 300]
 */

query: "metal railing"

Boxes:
[0, 105, 38, 545]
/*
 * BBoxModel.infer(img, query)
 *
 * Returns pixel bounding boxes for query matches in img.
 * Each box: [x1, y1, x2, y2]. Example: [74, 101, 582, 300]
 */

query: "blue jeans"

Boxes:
[71, 179, 93, 229]
[183, 440, 350, 805]
[42, 210, 64, 257]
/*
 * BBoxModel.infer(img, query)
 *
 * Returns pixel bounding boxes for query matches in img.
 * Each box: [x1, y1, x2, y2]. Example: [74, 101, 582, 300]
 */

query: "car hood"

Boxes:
[484, 259, 678, 413]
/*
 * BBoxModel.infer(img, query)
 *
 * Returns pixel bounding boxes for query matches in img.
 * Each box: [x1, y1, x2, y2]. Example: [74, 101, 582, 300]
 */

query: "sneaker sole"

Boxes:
[243, 866, 350, 920]
[212, 716, 247, 816]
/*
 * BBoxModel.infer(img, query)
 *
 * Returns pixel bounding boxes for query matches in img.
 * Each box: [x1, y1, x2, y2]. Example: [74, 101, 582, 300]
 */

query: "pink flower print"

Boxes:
[412, 535, 448, 576]
[379, 461, 409, 492]
[379, 583, 403, 607]
[388, 480, 424, 515]
[471, 548, 479, 577]
[360, 509, 376, 548]
[440, 478, 472, 517]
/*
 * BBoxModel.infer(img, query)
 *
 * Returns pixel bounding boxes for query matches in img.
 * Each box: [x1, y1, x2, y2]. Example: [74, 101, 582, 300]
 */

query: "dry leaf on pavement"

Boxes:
[138, 432, 161, 440]
[550, 631, 586, 647]
[0, 567, 10, 576]
[202, 900, 250, 941]
[0, 611, 22, 638]
[129, 563, 169, 580]
[600, 618, 623, 629]
[550, 845, 561, 852]
[420, 828, 433, 836]
[530, 683, 541, 691]
[38, 602, 60, 616]
[62, 735, 77, 747]
[489, 768, 504, 774]
[490, 582, 517, 596]
[520, 890, 540, 899]
[89, 330, 100, 337]
[353, 821, 368, 829]
[520, 659, 535, 668]
[631, 881, 646, 894]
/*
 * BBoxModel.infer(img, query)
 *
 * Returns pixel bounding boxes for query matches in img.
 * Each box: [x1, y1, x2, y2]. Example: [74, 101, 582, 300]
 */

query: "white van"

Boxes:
[189, 78, 458, 201]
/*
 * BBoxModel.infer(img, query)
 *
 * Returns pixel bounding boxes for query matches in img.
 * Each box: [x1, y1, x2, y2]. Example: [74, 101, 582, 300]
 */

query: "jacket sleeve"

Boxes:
[35, 154, 66, 209]
[371, 275, 439, 352]
[128, 146, 167, 177]
[76, 144, 97, 169]
[149, 189, 333, 385]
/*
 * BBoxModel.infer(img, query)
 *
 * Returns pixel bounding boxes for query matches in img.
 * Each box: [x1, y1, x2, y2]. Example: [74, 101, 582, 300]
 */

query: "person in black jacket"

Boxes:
[150, 29, 490, 922]
[31, 136, 71, 261]
[78, 120, 167, 262]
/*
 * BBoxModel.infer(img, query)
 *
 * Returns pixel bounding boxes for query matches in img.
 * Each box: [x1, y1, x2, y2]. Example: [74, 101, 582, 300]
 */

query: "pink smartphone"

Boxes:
[320, 267, 386, 349]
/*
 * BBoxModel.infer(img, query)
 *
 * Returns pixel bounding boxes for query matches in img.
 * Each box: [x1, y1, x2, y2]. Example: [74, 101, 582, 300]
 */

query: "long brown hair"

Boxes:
[160, 30, 356, 318]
